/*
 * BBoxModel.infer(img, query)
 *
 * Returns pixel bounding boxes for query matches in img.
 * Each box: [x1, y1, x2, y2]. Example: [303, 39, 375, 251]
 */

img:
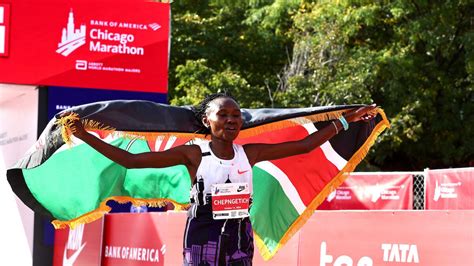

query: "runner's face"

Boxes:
[204, 97, 243, 142]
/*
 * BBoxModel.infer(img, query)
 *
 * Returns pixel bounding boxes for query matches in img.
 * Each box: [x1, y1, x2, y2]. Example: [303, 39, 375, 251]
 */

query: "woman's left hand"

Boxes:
[344, 104, 377, 123]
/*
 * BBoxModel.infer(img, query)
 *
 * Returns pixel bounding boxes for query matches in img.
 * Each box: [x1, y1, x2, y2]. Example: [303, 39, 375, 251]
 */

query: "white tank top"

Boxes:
[190, 141, 253, 204]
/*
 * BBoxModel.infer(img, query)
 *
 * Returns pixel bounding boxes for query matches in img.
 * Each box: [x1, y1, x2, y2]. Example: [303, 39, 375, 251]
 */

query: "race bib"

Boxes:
[211, 183, 250, 220]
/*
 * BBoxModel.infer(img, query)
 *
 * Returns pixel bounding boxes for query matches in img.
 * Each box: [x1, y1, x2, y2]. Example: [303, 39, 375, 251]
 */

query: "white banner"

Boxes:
[0, 84, 38, 264]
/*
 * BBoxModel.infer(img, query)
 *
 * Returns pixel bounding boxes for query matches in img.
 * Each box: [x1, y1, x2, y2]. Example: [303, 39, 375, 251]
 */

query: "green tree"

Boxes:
[169, 0, 300, 107]
[282, 0, 473, 170]
[168, 0, 473, 170]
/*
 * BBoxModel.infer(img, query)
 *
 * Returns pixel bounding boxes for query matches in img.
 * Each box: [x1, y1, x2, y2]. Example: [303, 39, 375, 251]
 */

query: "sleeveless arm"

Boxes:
[244, 122, 337, 165]
[244, 105, 376, 165]
[75, 129, 201, 169]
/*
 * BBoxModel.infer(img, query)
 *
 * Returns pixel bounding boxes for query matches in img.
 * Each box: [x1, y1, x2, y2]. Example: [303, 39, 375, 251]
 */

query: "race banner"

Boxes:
[102, 213, 169, 266]
[0, 85, 37, 265]
[299, 210, 474, 266]
[318, 172, 413, 210]
[0, 0, 169, 93]
[51, 210, 474, 265]
[53, 218, 103, 266]
[425, 167, 474, 210]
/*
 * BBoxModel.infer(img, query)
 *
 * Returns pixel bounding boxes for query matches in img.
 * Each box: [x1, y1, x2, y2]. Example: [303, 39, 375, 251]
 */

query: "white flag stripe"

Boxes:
[302, 123, 347, 170]
[155, 138, 163, 151]
[53, 132, 119, 155]
[163, 135, 177, 151]
[255, 161, 306, 214]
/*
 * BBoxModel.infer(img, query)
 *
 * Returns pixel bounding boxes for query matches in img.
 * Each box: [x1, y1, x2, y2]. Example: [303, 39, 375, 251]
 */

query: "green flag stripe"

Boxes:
[24, 138, 191, 221]
[24, 139, 128, 220]
[124, 138, 191, 202]
[251, 166, 299, 252]
[255, 161, 306, 214]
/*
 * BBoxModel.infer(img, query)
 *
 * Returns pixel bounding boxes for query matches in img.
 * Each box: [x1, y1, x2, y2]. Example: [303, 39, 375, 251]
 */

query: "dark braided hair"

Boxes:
[193, 92, 239, 134]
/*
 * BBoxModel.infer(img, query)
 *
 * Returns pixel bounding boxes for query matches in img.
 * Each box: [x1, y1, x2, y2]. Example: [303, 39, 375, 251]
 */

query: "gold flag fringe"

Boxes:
[52, 196, 190, 229]
[57, 109, 354, 144]
[238, 109, 349, 139]
[54, 113, 80, 145]
[55, 112, 116, 146]
[254, 108, 390, 260]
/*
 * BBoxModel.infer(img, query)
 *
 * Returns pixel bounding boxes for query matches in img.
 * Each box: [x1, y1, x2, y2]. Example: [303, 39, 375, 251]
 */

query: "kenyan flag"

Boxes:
[240, 118, 388, 259]
[6, 100, 389, 260]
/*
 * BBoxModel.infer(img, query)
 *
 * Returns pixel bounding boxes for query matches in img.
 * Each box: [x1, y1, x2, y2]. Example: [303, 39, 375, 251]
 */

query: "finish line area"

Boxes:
[54, 168, 474, 265]
[54, 210, 474, 265]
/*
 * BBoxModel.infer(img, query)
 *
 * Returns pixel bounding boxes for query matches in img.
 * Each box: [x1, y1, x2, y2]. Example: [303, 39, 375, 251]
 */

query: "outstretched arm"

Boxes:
[244, 105, 376, 165]
[68, 119, 200, 170]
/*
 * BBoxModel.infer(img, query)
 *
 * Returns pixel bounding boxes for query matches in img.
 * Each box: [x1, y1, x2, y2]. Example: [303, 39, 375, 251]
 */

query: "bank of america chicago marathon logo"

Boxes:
[326, 184, 403, 203]
[433, 179, 461, 201]
[56, 9, 162, 57]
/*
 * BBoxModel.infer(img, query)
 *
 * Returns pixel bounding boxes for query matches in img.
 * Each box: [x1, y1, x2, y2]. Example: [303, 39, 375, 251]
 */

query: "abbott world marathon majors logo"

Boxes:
[56, 9, 161, 57]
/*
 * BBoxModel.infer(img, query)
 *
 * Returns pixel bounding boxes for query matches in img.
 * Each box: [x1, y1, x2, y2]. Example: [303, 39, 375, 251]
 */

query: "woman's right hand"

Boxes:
[344, 104, 377, 123]
[69, 118, 87, 138]
[59, 112, 87, 139]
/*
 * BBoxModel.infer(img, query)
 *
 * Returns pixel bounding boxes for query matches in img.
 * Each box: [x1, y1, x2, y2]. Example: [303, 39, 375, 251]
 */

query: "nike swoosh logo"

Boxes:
[63, 242, 86, 266]
[237, 169, 249, 174]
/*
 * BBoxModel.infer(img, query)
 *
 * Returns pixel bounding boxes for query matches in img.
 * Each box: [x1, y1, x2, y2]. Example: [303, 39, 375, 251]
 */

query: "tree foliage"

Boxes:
[169, 0, 298, 107]
[168, 0, 473, 170]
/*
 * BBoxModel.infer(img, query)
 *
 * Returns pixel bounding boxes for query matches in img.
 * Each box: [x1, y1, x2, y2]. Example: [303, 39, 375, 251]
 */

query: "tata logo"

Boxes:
[320, 241, 420, 265]
[0, 4, 10, 57]
[56, 9, 86, 56]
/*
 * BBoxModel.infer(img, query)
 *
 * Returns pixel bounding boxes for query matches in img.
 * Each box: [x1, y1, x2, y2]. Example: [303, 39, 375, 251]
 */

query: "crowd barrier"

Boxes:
[318, 167, 473, 211]
[54, 210, 474, 266]
[53, 167, 473, 265]
[318, 172, 415, 210]
[425, 167, 473, 210]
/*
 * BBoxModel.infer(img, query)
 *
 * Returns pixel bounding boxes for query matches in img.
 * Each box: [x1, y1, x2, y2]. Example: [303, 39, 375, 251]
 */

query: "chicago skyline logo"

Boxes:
[0, 4, 10, 57]
[56, 9, 86, 56]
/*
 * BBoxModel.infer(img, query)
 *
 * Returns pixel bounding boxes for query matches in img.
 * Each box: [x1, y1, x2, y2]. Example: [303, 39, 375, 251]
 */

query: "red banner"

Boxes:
[53, 218, 103, 266]
[0, 0, 169, 92]
[318, 172, 413, 210]
[102, 213, 168, 266]
[298, 211, 474, 266]
[51, 211, 474, 265]
[425, 167, 474, 210]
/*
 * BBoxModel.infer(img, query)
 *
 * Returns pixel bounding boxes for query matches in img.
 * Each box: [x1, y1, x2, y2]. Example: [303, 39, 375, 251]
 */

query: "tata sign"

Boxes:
[0, 0, 169, 93]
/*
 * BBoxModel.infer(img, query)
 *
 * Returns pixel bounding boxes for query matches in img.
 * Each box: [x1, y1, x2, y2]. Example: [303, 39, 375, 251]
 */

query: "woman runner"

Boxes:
[69, 93, 376, 265]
